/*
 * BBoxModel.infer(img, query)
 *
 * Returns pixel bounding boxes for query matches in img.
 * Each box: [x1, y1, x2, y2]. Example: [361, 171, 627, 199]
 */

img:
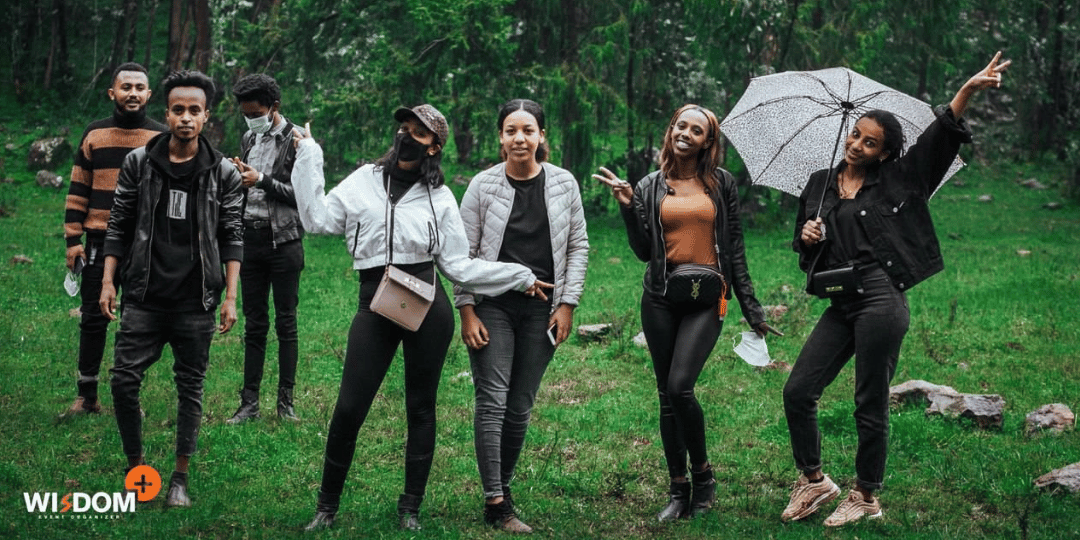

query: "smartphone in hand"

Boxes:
[547, 323, 557, 346]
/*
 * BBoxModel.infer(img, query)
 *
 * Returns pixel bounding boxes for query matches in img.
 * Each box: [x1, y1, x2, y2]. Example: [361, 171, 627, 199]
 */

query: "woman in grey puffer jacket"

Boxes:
[455, 99, 589, 533]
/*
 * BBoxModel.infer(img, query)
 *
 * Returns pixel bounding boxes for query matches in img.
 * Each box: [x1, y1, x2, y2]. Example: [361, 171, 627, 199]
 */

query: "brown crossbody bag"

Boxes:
[370, 175, 439, 331]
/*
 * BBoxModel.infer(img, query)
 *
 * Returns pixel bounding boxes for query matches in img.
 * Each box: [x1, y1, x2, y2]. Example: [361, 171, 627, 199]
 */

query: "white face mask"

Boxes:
[64, 271, 80, 297]
[245, 112, 273, 135]
[733, 331, 771, 366]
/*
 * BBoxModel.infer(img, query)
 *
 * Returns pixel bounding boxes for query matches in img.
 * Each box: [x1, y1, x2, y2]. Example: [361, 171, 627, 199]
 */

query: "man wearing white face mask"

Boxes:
[227, 74, 306, 424]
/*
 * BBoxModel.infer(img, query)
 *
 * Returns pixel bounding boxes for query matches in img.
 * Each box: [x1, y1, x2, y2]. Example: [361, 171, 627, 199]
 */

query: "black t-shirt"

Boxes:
[497, 168, 554, 283]
[142, 159, 205, 311]
[824, 198, 875, 269]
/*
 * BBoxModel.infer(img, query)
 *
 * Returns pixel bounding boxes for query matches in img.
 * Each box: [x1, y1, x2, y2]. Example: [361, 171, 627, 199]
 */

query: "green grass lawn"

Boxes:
[1, 157, 1078, 539]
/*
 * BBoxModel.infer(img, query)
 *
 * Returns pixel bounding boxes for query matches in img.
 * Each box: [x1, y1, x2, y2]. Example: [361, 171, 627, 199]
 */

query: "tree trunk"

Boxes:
[167, 0, 190, 71]
[44, 0, 64, 90]
[192, 0, 211, 72]
[15, 1, 42, 100]
[145, 0, 158, 68]
[125, 0, 142, 62]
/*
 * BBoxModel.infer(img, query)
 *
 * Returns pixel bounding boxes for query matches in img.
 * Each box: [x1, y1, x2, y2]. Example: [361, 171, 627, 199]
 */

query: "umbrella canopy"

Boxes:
[720, 67, 963, 197]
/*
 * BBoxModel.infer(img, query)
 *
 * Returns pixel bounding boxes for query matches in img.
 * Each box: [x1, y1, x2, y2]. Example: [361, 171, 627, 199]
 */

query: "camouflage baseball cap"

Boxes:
[393, 104, 450, 146]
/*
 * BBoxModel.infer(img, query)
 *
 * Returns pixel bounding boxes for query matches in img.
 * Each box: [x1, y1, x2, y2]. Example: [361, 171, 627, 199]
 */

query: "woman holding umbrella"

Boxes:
[290, 105, 552, 531]
[595, 104, 780, 521]
[780, 52, 1010, 526]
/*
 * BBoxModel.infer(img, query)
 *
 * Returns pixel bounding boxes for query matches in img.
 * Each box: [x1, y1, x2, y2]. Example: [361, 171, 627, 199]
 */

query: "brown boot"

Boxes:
[63, 396, 102, 417]
[484, 499, 534, 533]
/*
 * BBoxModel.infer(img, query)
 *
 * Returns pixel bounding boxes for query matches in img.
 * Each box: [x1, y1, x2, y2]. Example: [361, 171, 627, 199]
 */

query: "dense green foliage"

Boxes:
[3, 0, 1078, 201]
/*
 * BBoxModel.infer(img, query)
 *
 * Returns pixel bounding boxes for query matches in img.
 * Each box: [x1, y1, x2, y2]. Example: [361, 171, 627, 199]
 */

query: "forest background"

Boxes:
[1, 1, 1079, 539]
[5, 0, 1078, 200]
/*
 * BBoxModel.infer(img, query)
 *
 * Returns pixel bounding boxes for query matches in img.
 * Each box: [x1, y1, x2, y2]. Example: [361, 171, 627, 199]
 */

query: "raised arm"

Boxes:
[949, 51, 1011, 118]
[290, 124, 347, 235]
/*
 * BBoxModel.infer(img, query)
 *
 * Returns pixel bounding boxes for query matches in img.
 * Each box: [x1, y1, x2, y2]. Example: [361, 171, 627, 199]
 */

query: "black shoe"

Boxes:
[657, 480, 690, 521]
[165, 472, 191, 508]
[303, 490, 340, 531]
[688, 466, 716, 518]
[397, 493, 423, 531]
[277, 387, 299, 421]
[304, 511, 335, 531]
[399, 512, 422, 531]
[226, 389, 260, 425]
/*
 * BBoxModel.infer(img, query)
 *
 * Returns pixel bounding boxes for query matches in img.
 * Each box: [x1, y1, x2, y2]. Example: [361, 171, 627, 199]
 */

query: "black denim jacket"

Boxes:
[793, 106, 973, 292]
[620, 168, 766, 326]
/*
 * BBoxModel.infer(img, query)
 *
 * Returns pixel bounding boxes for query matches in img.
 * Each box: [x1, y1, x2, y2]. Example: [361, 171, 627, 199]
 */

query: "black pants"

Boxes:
[240, 229, 303, 393]
[76, 242, 113, 402]
[640, 291, 724, 479]
[318, 264, 453, 508]
[110, 304, 215, 458]
[783, 267, 909, 492]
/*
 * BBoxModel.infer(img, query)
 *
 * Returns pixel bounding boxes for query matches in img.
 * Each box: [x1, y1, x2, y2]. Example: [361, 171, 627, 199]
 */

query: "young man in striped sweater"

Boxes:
[62, 62, 166, 416]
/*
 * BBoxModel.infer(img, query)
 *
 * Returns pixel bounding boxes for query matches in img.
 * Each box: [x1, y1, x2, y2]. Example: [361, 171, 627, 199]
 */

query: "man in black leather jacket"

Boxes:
[99, 70, 243, 509]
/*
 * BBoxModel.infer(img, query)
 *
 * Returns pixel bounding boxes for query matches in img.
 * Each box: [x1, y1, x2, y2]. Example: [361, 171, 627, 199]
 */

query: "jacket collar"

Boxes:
[145, 132, 221, 178]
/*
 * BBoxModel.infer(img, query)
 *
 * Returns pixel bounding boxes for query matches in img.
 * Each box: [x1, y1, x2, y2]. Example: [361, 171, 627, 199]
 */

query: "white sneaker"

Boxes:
[823, 489, 882, 526]
[780, 473, 840, 521]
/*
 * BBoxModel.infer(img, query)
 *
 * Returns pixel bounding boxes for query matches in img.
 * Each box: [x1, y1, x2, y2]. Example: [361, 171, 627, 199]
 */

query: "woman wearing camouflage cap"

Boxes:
[291, 104, 552, 531]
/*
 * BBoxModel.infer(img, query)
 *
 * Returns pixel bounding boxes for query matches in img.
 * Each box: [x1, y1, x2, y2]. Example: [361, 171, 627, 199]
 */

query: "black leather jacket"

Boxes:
[239, 119, 304, 246]
[103, 133, 244, 310]
[794, 106, 972, 292]
[620, 168, 767, 326]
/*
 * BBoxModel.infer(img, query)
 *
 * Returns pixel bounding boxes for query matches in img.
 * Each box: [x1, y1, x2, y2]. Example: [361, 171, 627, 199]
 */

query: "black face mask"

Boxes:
[396, 132, 429, 162]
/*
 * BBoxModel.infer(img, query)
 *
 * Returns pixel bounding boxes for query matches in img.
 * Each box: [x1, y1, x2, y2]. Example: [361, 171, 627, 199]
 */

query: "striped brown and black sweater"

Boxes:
[64, 108, 166, 247]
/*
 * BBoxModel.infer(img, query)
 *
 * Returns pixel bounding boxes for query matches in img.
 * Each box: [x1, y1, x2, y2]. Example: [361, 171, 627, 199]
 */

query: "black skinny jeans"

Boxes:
[318, 263, 453, 509]
[783, 267, 909, 492]
[240, 228, 303, 393]
[76, 242, 113, 402]
[640, 291, 724, 479]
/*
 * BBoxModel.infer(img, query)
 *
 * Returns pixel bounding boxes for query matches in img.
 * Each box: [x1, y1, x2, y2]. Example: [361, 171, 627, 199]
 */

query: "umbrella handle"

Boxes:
[814, 111, 851, 219]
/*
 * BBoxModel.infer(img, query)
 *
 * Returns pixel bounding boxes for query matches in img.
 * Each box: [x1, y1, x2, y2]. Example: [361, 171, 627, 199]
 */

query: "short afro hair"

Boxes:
[161, 70, 216, 109]
[231, 74, 281, 109]
[111, 62, 149, 85]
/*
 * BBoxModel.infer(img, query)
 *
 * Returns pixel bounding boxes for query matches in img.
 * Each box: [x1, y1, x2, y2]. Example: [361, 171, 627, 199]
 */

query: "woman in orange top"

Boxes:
[595, 104, 780, 521]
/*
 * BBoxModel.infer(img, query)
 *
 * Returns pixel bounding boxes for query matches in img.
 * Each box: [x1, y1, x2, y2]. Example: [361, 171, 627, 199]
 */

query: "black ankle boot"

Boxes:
[227, 388, 260, 425]
[397, 493, 423, 531]
[657, 480, 691, 521]
[688, 466, 716, 518]
[277, 387, 299, 421]
[304, 490, 339, 531]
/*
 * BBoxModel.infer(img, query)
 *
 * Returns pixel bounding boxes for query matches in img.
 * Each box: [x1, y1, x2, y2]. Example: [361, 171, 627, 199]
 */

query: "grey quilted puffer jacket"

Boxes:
[454, 162, 589, 313]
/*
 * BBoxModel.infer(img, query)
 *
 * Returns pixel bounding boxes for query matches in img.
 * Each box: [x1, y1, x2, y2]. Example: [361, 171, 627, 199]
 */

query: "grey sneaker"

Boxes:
[823, 489, 882, 526]
[780, 473, 840, 521]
